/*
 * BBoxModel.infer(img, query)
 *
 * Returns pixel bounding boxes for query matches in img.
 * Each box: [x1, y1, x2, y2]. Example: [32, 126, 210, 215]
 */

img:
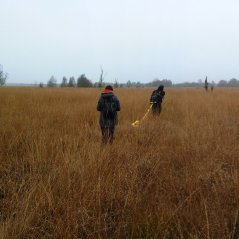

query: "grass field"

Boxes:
[0, 87, 239, 238]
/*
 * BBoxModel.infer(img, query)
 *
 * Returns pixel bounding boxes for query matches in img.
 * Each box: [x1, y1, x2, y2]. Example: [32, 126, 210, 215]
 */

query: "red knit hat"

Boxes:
[103, 85, 113, 93]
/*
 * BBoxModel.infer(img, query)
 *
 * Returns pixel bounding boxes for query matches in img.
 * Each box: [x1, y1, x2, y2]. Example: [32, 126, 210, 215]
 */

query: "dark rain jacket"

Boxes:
[150, 90, 165, 104]
[97, 91, 120, 128]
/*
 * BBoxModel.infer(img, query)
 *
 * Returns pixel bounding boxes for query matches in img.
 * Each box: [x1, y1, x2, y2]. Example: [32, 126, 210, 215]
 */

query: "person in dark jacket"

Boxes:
[150, 85, 165, 116]
[97, 85, 120, 144]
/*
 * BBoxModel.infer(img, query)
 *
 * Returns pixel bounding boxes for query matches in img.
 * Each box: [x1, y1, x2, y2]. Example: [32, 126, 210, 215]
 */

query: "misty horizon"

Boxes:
[1, 0, 239, 84]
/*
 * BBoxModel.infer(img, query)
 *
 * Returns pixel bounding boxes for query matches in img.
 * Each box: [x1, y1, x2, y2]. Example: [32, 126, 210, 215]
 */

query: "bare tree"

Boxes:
[114, 78, 119, 88]
[98, 67, 107, 88]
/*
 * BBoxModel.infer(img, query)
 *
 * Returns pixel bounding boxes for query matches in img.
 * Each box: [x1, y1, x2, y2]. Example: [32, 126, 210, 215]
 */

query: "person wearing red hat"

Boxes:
[97, 85, 120, 144]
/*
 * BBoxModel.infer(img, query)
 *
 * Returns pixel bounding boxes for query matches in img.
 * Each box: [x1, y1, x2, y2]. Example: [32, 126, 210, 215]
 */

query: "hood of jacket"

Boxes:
[101, 90, 114, 99]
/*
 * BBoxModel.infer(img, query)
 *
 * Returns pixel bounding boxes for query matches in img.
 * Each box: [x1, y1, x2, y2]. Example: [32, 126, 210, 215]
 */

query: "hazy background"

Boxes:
[1, 0, 239, 84]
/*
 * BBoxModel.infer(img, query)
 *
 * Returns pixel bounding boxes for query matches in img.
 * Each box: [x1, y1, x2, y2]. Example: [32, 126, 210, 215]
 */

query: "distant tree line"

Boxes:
[174, 78, 239, 88]
[44, 75, 239, 88]
[217, 78, 239, 87]
[174, 82, 204, 87]
[144, 79, 173, 87]
[114, 79, 173, 88]
[45, 76, 173, 88]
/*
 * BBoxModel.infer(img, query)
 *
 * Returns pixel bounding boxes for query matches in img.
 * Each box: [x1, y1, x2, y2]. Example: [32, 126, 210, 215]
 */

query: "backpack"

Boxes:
[102, 97, 117, 119]
[150, 91, 159, 103]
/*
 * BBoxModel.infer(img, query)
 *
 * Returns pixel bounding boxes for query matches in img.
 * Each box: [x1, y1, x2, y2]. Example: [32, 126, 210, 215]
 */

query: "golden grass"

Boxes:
[0, 87, 239, 238]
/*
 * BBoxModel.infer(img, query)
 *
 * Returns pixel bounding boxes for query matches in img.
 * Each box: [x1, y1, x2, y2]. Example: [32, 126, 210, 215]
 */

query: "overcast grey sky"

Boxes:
[1, 0, 239, 84]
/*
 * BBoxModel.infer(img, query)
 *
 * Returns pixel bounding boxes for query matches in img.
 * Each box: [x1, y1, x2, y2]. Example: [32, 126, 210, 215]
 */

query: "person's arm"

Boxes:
[97, 97, 102, 111]
[114, 96, 120, 111]
[150, 91, 154, 103]
[159, 91, 165, 102]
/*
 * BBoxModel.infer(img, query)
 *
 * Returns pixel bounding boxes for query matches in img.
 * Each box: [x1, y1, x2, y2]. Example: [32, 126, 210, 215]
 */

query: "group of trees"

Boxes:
[217, 78, 239, 87]
[47, 74, 93, 88]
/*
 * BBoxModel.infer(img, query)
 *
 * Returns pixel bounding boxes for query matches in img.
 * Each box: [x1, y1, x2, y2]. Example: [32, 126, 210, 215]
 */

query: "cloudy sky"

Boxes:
[1, 0, 239, 84]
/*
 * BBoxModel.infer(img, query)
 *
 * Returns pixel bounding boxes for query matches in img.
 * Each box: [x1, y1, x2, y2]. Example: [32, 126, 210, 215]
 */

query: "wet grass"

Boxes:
[0, 87, 239, 238]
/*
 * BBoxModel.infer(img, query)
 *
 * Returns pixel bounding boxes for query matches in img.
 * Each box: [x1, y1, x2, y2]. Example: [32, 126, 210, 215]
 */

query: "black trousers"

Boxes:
[101, 127, 115, 144]
[152, 103, 162, 116]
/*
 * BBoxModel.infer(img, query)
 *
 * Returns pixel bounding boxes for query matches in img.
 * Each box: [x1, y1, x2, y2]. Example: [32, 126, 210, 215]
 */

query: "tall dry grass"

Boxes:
[0, 87, 239, 238]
